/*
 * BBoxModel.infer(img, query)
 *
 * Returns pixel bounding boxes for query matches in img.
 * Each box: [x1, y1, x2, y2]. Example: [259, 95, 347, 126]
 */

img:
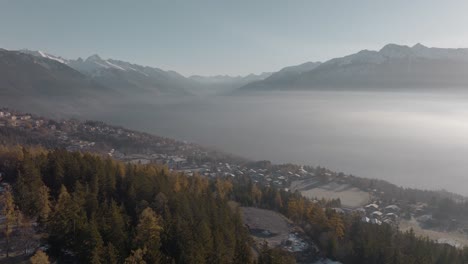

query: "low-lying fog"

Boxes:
[9, 90, 468, 195]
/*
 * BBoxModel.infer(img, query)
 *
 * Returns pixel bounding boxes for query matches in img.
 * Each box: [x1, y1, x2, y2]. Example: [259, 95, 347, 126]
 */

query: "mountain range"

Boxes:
[239, 43, 468, 91]
[0, 49, 107, 97]
[2, 43, 468, 101]
[16, 49, 271, 96]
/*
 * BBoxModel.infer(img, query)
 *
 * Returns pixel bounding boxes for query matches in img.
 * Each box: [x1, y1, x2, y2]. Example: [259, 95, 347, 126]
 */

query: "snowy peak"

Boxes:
[239, 43, 468, 92]
[20, 49, 69, 64]
[83, 54, 125, 70]
[326, 43, 468, 68]
[70, 54, 132, 73]
[377, 43, 468, 60]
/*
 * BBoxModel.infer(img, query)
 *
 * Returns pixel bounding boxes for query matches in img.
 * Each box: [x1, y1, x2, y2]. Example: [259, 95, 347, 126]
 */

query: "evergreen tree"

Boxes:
[1, 188, 16, 257]
[30, 250, 50, 264]
[134, 207, 163, 263]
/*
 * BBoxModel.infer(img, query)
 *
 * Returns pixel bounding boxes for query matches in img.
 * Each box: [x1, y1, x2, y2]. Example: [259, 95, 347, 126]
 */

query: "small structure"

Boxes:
[385, 213, 398, 221]
[384, 205, 400, 213]
[371, 211, 383, 219]
[365, 203, 379, 211]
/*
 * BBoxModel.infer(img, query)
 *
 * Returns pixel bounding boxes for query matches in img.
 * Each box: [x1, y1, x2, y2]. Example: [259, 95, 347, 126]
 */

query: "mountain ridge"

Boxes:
[19, 49, 271, 94]
[239, 43, 468, 92]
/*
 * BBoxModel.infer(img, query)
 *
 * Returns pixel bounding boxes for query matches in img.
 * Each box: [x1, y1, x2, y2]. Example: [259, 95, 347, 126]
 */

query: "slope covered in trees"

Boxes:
[0, 146, 253, 263]
[1, 145, 468, 263]
[230, 174, 468, 264]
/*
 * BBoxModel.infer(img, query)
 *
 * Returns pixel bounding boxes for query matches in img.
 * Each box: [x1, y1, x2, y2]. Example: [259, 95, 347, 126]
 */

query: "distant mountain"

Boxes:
[0, 49, 107, 97]
[19, 49, 271, 95]
[189, 72, 272, 94]
[67, 55, 194, 95]
[239, 44, 468, 91]
[239, 61, 321, 91]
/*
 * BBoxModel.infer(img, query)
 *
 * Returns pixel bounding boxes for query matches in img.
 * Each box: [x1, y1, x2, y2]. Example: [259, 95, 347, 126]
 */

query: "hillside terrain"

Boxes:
[240, 44, 468, 91]
[1, 108, 468, 263]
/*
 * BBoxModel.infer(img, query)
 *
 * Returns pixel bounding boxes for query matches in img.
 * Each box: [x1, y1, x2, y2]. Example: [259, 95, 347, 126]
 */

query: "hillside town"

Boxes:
[1, 107, 468, 256]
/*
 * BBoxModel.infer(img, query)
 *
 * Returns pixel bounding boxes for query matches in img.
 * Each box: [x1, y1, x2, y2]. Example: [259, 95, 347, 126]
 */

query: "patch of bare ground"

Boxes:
[241, 207, 319, 263]
[399, 217, 468, 248]
[241, 207, 290, 247]
[291, 180, 370, 208]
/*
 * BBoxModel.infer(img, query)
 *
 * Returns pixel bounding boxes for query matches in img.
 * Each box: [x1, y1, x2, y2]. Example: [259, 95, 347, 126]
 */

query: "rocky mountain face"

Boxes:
[0, 49, 107, 97]
[239, 44, 468, 91]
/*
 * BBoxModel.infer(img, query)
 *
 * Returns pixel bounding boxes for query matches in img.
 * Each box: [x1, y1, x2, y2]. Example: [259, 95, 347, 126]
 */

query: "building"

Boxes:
[384, 205, 400, 213]
[371, 211, 383, 219]
[365, 203, 379, 213]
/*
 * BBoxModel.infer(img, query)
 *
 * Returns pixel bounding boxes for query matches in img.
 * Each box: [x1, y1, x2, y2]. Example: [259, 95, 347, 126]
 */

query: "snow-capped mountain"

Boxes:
[66, 54, 195, 95]
[19, 50, 195, 95]
[20, 49, 69, 64]
[239, 43, 468, 91]
[0, 49, 106, 97]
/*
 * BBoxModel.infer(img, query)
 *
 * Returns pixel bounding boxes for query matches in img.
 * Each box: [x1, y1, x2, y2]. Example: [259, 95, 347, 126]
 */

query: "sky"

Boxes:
[1, 0, 468, 76]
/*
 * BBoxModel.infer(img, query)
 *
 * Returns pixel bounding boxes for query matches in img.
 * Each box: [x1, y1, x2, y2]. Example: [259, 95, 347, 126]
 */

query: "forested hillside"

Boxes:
[1, 146, 468, 263]
[0, 147, 252, 263]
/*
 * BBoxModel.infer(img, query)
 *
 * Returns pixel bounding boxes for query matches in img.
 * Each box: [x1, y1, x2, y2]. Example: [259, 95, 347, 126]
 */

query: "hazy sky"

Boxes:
[2, 0, 468, 76]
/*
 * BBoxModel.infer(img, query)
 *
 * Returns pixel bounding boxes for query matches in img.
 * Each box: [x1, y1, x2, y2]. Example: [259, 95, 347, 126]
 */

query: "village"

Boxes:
[1, 107, 468, 256]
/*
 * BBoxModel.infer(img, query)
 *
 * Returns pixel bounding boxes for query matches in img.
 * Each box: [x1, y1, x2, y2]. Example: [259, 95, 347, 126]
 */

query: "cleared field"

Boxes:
[291, 180, 370, 208]
[400, 217, 468, 248]
[241, 207, 290, 247]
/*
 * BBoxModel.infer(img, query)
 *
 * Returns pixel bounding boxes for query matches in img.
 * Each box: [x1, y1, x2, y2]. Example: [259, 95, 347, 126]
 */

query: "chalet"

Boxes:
[19, 115, 31, 120]
[384, 205, 400, 213]
[385, 212, 398, 221]
[365, 203, 379, 213]
[383, 219, 394, 225]
[371, 211, 383, 219]
[331, 208, 345, 214]
[354, 208, 366, 216]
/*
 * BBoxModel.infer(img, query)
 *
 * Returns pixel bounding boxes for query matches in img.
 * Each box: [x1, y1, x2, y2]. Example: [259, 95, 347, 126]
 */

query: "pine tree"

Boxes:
[135, 207, 163, 263]
[37, 184, 51, 224]
[104, 243, 119, 264]
[30, 250, 50, 264]
[1, 188, 16, 258]
[124, 248, 147, 264]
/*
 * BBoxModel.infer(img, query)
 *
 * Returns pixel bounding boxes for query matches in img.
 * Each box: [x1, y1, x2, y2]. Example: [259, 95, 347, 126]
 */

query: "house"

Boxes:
[384, 205, 400, 213]
[365, 203, 379, 213]
[383, 219, 394, 225]
[331, 208, 345, 214]
[371, 211, 383, 219]
[385, 213, 398, 221]
[19, 115, 31, 120]
[354, 208, 367, 216]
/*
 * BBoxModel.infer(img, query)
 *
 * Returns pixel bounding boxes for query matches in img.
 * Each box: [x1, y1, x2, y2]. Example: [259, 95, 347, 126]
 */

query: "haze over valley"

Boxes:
[5, 2, 468, 263]
[1, 44, 468, 194]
